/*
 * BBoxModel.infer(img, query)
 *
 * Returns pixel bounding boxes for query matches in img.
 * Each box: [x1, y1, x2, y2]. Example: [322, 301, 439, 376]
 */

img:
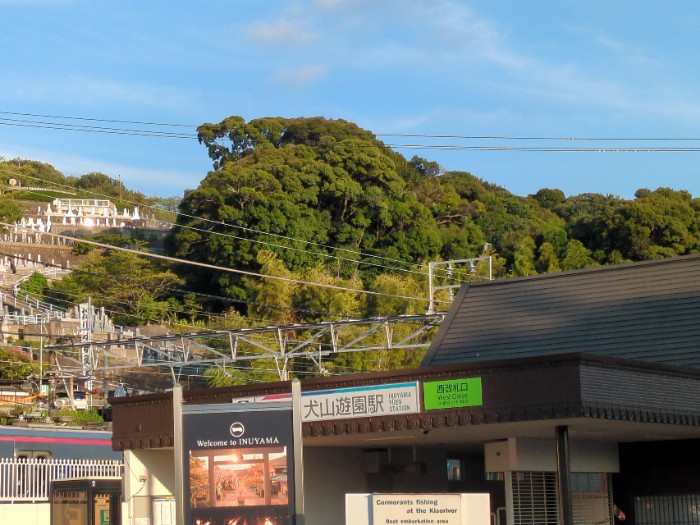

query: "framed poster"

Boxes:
[183, 404, 295, 525]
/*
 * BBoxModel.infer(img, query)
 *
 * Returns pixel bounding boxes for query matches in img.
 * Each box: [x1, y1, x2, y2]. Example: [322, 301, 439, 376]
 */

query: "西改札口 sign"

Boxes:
[423, 377, 482, 410]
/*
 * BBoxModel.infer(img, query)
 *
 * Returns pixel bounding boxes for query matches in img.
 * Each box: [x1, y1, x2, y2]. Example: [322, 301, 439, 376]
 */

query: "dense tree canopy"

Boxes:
[168, 117, 450, 301]
[5, 116, 700, 383]
[166, 116, 700, 321]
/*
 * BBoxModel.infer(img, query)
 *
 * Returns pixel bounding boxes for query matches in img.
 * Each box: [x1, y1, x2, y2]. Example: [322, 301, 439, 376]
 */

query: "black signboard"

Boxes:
[183, 405, 295, 525]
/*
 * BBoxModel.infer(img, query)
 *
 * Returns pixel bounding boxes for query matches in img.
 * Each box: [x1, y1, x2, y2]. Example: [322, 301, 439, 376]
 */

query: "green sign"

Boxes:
[423, 377, 483, 410]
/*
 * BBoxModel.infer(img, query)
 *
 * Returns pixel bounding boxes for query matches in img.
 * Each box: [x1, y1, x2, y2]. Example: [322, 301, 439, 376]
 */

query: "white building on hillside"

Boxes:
[17, 198, 143, 232]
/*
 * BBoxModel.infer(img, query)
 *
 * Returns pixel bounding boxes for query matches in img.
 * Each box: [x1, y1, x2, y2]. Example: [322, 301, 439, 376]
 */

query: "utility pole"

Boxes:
[427, 255, 492, 314]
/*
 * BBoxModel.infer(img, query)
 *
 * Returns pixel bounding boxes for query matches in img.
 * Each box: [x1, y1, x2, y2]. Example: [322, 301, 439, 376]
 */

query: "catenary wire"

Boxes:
[6, 110, 700, 142]
[3, 251, 364, 324]
[4, 168, 440, 281]
[1, 223, 441, 304]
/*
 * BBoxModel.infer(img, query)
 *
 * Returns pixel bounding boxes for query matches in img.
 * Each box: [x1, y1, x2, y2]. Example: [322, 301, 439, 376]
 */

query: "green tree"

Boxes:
[18, 271, 48, 298]
[247, 250, 298, 324]
[513, 237, 537, 277]
[167, 116, 445, 303]
[536, 242, 561, 273]
[531, 188, 566, 210]
[561, 239, 594, 270]
[50, 249, 183, 324]
[293, 264, 364, 322]
[606, 188, 699, 260]
[0, 194, 22, 229]
[366, 272, 426, 316]
[0, 347, 38, 380]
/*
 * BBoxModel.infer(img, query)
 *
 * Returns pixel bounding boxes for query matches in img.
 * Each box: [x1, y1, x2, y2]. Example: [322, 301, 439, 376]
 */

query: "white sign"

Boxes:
[233, 381, 420, 422]
[346, 493, 491, 525]
[373, 494, 461, 524]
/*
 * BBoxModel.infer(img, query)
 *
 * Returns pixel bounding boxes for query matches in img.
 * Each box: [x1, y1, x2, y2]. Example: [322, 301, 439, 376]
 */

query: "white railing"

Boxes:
[0, 457, 124, 502]
[0, 291, 71, 322]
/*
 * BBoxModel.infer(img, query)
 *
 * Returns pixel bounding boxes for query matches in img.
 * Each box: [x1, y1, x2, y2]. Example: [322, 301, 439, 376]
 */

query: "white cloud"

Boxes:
[269, 64, 328, 88]
[246, 17, 320, 46]
[594, 33, 660, 67]
[0, 75, 194, 112]
[0, 143, 196, 196]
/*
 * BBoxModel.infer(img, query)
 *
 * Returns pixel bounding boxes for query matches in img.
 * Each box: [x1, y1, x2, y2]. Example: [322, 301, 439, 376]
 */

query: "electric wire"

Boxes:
[0, 110, 196, 128]
[6, 116, 700, 151]
[6, 110, 700, 143]
[4, 168, 439, 281]
[0, 225, 441, 304]
[2, 251, 351, 329]
[0, 119, 196, 139]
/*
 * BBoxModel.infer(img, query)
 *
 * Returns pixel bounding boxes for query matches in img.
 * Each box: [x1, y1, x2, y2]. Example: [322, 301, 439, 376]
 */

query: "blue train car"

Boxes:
[0, 425, 120, 460]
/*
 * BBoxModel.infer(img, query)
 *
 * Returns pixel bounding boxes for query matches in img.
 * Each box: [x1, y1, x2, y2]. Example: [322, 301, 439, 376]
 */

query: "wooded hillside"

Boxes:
[166, 116, 700, 321]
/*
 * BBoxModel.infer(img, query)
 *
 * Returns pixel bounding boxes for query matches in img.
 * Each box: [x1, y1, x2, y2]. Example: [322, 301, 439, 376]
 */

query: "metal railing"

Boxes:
[0, 457, 124, 502]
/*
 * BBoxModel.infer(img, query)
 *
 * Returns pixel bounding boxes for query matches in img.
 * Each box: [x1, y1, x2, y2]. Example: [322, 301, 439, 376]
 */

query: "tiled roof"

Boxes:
[421, 254, 700, 368]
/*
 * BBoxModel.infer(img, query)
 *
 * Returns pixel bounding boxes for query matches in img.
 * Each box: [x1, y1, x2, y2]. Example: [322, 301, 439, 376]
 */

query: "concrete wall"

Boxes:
[0, 503, 50, 525]
[484, 437, 620, 473]
[123, 446, 473, 525]
[123, 449, 176, 525]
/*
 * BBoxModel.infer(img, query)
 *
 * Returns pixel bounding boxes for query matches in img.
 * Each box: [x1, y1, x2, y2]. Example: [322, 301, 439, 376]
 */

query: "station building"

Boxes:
[111, 254, 700, 525]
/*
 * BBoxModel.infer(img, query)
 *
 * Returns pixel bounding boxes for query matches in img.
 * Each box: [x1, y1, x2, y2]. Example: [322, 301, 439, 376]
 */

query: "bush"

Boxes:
[54, 409, 104, 426]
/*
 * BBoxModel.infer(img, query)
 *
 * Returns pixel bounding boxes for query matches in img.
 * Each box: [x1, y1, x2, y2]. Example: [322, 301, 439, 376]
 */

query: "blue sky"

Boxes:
[2, 1, 700, 200]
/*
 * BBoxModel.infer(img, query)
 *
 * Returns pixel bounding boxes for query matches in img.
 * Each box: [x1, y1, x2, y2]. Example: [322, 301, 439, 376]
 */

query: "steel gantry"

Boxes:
[45, 313, 446, 389]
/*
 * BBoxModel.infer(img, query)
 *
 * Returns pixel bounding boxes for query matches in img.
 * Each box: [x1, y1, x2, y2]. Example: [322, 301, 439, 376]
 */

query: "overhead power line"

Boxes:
[4, 109, 700, 150]
[0, 117, 196, 140]
[377, 133, 700, 141]
[0, 110, 196, 128]
[4, 168, 440, 281]
[386, 144, 700, 153]
[1, 223, 440, 305]
[4, 250, 374, 322]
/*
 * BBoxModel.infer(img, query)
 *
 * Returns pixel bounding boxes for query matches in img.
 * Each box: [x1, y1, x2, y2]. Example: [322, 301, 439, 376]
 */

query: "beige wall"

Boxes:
[123, 449, 176, 525]
[0, 503, 50, 525]
[123, 446, 453, 525]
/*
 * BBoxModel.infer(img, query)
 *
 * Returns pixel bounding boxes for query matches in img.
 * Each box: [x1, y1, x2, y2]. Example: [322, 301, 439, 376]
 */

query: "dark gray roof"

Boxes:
[421, 254, 700, 368]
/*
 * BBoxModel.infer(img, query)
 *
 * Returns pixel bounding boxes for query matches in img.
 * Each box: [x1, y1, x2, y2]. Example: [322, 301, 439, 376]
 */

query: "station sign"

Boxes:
[233, 381, 421, 421]
[423, 377, 483, 410]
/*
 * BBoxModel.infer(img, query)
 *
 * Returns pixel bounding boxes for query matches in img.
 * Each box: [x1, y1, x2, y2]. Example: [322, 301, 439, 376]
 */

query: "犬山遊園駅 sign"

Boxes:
[233, 381, 421, 421]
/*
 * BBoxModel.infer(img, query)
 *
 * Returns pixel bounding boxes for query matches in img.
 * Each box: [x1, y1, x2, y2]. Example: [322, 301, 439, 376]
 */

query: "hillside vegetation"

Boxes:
[167, 116, 700, 319]
[3, 117, 699, 380]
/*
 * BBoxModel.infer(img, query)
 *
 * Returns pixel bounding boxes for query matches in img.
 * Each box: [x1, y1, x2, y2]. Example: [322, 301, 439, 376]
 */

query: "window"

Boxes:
[446, 458, 463, 481]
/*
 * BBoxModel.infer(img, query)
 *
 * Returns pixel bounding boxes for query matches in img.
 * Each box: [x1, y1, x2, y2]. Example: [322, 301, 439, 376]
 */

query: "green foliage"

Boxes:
[561, 239, 595, 270]
[0, 346, 38, 380]
[292, 264, 365, 322]
[366, 272, 425, 316]
[18, 271, 48, 298]
[49, 249, 183, 324]
[54, 409, 104, 425]
[536, 242, 561, 273]
[0, 194, 22, 228]
[531, 188, 566, 210]
[513, 237, 537, 277]
[170, 116, 449, 300]
[204, 367, 250, 387]
[71, 241, 94, 255]
[7, 118, 700, 380]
